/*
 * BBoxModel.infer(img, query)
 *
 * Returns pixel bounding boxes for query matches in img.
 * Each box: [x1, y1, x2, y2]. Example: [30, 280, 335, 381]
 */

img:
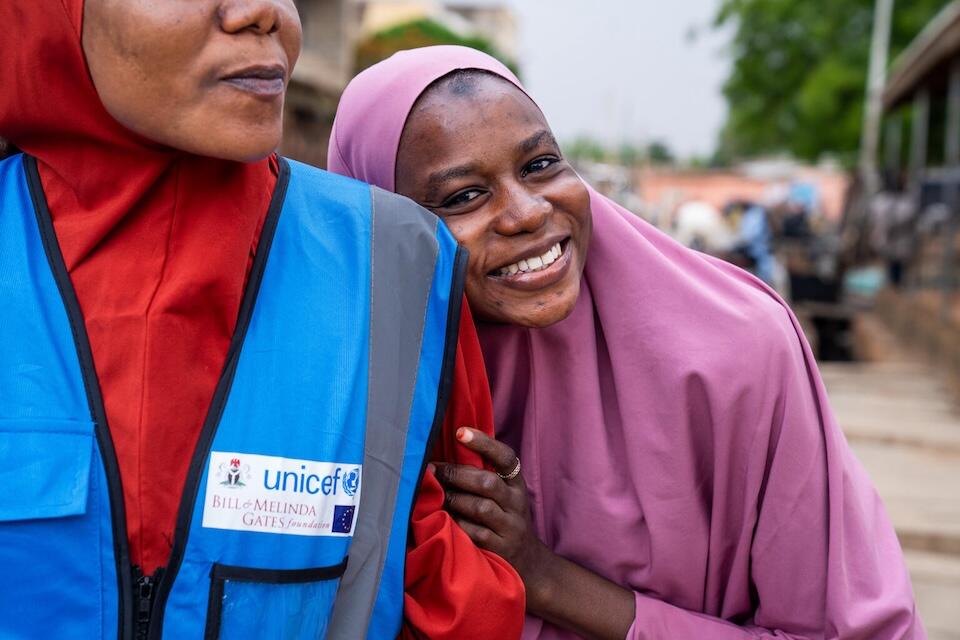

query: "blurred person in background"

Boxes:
[869, 173, 916, 289]
[0, 2, 524, 638]
[672, 199, 735, 255]
[722, 199, 784, 291]
[329, 46, 924, 640]
[782, 182, 817, 239]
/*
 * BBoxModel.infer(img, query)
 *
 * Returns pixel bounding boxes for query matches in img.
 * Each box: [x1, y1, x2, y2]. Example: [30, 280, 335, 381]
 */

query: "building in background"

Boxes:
[877, 0, 960, 295]
[281, 0, 517, 168]
[360, 1, 518, 60]
[440, 2, 518, 61]
[281, 0, 364, 168]
[858, 0, 960, 396]
[635, 161, 850, 228]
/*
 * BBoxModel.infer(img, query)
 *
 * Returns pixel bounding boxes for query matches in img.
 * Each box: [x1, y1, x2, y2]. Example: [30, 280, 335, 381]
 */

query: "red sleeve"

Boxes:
[401, 297, 526, 639]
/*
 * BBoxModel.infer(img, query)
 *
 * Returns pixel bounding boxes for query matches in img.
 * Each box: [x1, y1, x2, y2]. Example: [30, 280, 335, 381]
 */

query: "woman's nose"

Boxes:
[219, 0, 283, 35]
[495, 186, 552, 235]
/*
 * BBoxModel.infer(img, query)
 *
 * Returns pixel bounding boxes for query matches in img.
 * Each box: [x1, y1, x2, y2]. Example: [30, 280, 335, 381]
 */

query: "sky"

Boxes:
[454, 0, 732, 159]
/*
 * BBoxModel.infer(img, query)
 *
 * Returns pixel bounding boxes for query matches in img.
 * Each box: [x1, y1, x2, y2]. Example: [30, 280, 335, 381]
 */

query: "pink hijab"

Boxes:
[329, 46, 923, 640]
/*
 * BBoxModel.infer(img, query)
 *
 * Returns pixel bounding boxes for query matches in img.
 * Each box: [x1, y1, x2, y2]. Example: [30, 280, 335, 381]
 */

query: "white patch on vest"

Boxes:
[202, 451, 362, 537]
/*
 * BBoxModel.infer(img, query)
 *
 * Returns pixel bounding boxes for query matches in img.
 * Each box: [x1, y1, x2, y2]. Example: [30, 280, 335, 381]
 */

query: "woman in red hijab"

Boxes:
[0, 1, 522, 638]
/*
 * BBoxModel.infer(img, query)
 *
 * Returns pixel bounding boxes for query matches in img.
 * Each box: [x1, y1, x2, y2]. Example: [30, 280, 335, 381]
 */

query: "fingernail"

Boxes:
[457, 427, 473, 443]
[426, 463, 436, 475]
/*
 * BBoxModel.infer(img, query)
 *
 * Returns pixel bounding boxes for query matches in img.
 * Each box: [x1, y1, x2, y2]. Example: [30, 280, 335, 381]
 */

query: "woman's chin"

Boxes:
[141, 121, 281, 163]
[476, 290, 581, 329]
[189, 137, 280, 163]
[518, 302, 578, 328]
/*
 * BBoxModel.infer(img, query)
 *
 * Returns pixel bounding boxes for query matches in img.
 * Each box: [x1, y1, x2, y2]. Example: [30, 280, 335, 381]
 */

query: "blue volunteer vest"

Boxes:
[0, 154, 466, 640]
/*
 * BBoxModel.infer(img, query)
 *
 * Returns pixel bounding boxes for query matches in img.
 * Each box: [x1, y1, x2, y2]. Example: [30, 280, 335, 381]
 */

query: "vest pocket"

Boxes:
[0, 422, 93, 521]
[204, 559, 349, 640]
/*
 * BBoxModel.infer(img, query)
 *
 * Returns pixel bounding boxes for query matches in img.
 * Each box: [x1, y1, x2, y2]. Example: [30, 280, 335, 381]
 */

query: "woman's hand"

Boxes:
[431, 427, 551, 598]
[434, 427, 636, 640]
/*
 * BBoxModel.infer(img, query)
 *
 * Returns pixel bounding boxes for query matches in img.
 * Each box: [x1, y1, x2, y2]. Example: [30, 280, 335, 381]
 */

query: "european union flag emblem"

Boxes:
[332, 505, 355, 534]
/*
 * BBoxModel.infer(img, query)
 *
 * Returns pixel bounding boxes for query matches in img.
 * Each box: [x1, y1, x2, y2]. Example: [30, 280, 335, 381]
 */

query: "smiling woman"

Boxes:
[396, 70, 591, 327]
[328, 45, 926, 640]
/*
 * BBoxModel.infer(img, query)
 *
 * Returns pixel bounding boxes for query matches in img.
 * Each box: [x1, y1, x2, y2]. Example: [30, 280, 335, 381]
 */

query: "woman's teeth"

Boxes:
[498, 242, 563, 276]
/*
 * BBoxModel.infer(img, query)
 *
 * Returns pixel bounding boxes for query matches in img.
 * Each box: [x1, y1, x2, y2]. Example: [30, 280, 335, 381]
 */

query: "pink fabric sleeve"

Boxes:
[626, 306, 923, 640]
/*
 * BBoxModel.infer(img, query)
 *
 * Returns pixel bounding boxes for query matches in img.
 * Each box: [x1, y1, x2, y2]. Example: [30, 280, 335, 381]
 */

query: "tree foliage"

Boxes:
[355, 18, 518, 76]
[565, 137, 676, 166]
[566, 137, 608, 163]
[715, 0, 951, 164]
[646, 141, 676, 165]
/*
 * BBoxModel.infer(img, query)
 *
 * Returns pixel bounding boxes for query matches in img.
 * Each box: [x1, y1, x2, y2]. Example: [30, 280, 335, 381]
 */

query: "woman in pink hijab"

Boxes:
[328, 46, 923, 640]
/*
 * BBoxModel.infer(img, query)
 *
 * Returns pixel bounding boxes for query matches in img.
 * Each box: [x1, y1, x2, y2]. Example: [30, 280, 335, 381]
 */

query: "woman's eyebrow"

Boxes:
[425, 164, 477, 201]
[518, 130, 557, 154]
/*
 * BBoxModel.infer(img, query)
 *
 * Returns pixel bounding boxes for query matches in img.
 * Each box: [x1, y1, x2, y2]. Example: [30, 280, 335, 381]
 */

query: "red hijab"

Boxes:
[1, 18, 526, 639]
[0, 0, 277, 574]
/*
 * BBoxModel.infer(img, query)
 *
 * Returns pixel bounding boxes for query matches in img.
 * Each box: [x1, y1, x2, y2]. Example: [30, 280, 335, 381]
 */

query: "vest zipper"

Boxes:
[28, 154, 287, 638]
[133, 566, 164, 640]
[146, 159, 291, 639]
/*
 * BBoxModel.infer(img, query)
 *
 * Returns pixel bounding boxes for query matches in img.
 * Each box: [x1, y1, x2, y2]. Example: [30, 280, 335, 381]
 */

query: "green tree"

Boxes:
[715, 0, 951, 164]
[647, 141, 675, 165]
[617, 143, 643, 166]
[566, 136, 608, 163]
[355, 19, 518, 76]
[566, 138, 678, 166]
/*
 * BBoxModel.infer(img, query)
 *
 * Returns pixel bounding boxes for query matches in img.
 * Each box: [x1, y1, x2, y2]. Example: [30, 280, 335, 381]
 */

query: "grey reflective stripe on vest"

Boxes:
[326, 187, 443, 639]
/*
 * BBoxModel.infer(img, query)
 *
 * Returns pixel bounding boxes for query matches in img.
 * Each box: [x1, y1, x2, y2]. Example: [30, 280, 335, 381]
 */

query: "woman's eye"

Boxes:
[522, 156, 559, 177]
[441, 189, 483, 208]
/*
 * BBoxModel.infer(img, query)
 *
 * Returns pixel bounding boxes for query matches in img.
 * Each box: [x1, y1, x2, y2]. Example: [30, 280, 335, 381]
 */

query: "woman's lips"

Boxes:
[220, 65, 286, 98]
[222, 76, 285, 96]
[495, 241, 563, 276]
[487, 238, 574, 292]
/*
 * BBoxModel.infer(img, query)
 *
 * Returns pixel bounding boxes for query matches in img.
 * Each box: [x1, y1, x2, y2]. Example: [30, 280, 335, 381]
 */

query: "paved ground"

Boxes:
[821, 359, 960, 639]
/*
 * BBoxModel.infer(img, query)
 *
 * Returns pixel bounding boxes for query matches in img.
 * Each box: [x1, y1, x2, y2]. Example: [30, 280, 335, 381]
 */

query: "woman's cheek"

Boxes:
[466, 279, 509, 324]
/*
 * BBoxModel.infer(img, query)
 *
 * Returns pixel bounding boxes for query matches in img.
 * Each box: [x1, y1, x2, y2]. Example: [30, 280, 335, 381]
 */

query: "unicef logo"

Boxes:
[342, 468, 360, 497]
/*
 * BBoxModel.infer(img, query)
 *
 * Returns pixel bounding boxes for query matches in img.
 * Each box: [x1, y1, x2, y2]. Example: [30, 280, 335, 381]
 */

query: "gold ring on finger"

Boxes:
[497, 457, 521, 481]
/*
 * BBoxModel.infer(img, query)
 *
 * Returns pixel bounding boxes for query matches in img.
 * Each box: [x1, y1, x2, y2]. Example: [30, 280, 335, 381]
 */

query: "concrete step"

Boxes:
[821, 362, 960, 453]
[850, 441, 960, 556]
[905, 550, 960, 639]
[817, 326, 960, 635]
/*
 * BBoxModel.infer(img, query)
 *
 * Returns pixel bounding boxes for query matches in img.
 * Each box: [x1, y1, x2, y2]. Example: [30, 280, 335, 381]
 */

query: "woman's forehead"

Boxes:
[419, 71, 530, 111]
[412, 76, 546, 138]
[405, 104, 549, 179]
